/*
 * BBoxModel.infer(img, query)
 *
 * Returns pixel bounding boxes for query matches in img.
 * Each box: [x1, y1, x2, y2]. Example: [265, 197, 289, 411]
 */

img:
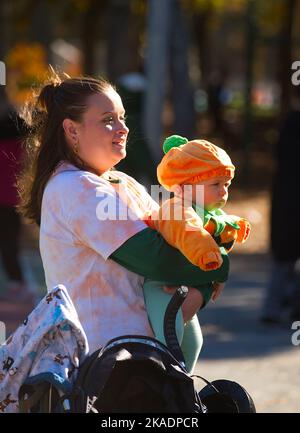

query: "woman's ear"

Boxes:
[62, 118, 79, 144]
[170, 184, 183, 197]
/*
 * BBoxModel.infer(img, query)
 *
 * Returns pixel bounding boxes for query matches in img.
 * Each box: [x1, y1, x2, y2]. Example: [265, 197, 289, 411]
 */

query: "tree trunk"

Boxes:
[144, 0, 172, 163]
[192, 5, 213, 89]
[106, 0, 141, 82]
[81, 0, 103, 75]
[240, 0, 256, 186]
[29, 0, 54, 61]
[169, 0, 196, 139]
[278, 0, 297, 121]
[0, 2, 11, 60]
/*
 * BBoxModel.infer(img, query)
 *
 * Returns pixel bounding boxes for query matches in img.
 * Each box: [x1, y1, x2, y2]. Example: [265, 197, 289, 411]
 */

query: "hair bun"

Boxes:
[38, 82, 60, 114]
[163, 135, 188, 154]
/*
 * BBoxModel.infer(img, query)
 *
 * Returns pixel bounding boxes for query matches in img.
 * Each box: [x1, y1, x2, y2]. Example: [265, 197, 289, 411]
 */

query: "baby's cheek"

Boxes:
[204, 189, 216, 205]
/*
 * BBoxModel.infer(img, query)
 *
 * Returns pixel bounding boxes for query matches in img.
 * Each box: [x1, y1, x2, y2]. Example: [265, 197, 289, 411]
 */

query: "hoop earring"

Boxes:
[73, 141, 79, 155]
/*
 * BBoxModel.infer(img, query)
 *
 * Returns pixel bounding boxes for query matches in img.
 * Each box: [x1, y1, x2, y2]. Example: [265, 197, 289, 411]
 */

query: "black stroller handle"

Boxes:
[163, 285, 188, 369]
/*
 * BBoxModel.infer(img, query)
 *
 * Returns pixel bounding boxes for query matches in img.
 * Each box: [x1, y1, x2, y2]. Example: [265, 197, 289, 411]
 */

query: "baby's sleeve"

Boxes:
[204, 209, 251, 252]
[145, 198, 223, 271]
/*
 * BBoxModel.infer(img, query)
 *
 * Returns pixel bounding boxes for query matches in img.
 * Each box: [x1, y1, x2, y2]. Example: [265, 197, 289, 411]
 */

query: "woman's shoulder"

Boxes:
[111, 170, 149, 193]
[44, 163, 151, 207]
[109, 170, 139, 184]
[45, 162, 114, 194]
[112, 170, 159, 212]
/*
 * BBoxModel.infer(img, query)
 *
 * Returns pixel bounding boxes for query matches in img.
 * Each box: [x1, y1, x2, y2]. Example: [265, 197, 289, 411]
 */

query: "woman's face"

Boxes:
[69, 88, 129, 175]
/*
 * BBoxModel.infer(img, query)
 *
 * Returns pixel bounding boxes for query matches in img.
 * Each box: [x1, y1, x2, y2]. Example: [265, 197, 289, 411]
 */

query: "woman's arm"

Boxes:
[109, 227, 229, 286]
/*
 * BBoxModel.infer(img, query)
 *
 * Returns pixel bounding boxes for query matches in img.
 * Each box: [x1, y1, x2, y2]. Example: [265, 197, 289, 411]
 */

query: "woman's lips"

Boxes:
[112, 141, 126, 151]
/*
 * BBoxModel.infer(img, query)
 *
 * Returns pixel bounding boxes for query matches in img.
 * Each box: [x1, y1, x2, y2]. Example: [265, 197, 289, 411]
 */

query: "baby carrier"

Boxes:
[18, 287, 256, 413]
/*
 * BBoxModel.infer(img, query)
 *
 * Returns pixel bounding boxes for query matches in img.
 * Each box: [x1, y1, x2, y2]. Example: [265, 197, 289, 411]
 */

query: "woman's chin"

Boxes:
[118, 149, 127, 160]
[113, 144, 126, 154]
[113, 149, 127, 165]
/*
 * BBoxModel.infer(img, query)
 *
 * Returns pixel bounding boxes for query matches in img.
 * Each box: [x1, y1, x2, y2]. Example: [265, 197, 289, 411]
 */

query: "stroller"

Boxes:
[18, 286, 256, 413]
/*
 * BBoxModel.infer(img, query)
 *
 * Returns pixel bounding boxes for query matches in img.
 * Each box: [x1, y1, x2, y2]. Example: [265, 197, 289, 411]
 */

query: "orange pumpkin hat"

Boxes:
[157, 135, 235, 191]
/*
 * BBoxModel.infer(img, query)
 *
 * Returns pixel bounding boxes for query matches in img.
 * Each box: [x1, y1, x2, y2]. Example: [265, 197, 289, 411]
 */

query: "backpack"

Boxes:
[70, 335, 205, 413]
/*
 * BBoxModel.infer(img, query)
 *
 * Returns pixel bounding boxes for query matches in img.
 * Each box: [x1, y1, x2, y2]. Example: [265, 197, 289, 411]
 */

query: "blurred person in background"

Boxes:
[261, 85, 300, 324]
[0, 87, 30, 302]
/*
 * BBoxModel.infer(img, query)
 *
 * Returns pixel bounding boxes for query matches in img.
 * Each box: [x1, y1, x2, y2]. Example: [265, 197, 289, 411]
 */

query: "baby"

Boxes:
[143, 135, 250, 372]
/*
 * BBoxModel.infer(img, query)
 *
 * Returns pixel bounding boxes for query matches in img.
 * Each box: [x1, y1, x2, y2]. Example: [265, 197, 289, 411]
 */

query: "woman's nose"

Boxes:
[117, 119, 129, 134]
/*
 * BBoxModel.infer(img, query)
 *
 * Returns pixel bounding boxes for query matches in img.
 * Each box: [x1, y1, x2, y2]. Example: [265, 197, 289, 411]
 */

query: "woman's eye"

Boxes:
[103, 115, 127, 124]
[103, 116, 114, 124]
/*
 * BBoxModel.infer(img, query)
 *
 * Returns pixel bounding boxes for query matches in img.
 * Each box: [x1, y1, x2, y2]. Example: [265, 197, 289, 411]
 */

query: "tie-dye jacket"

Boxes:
[39, 162, 157, 353]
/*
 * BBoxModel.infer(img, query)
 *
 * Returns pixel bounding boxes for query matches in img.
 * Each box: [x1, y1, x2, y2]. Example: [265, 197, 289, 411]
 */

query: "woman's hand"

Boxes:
[211, 281, 225, 302]
[163, 285, 204, 323]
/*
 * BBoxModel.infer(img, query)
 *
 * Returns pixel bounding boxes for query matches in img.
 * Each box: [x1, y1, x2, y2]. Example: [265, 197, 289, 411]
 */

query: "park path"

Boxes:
[195, 252, 300, 413]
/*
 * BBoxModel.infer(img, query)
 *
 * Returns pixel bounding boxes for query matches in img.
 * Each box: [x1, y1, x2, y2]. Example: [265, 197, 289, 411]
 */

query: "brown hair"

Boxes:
[18, 69, 113, 225]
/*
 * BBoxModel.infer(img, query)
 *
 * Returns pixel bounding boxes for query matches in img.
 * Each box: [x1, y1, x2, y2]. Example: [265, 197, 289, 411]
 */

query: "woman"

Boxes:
[18, 71, 229, 367]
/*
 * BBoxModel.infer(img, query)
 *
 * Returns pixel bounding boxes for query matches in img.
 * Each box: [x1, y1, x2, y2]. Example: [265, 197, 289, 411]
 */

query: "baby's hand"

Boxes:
[163, 286, 204, 323]
[211, 281, 226, 302]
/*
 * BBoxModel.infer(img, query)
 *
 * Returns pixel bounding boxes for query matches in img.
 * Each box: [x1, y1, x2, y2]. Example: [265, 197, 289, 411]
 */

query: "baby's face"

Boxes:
[190, 175, 232, 210]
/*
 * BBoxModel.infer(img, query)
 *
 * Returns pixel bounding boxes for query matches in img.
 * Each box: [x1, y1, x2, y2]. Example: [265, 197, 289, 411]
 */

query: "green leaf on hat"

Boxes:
[162, 135, 188, 154]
